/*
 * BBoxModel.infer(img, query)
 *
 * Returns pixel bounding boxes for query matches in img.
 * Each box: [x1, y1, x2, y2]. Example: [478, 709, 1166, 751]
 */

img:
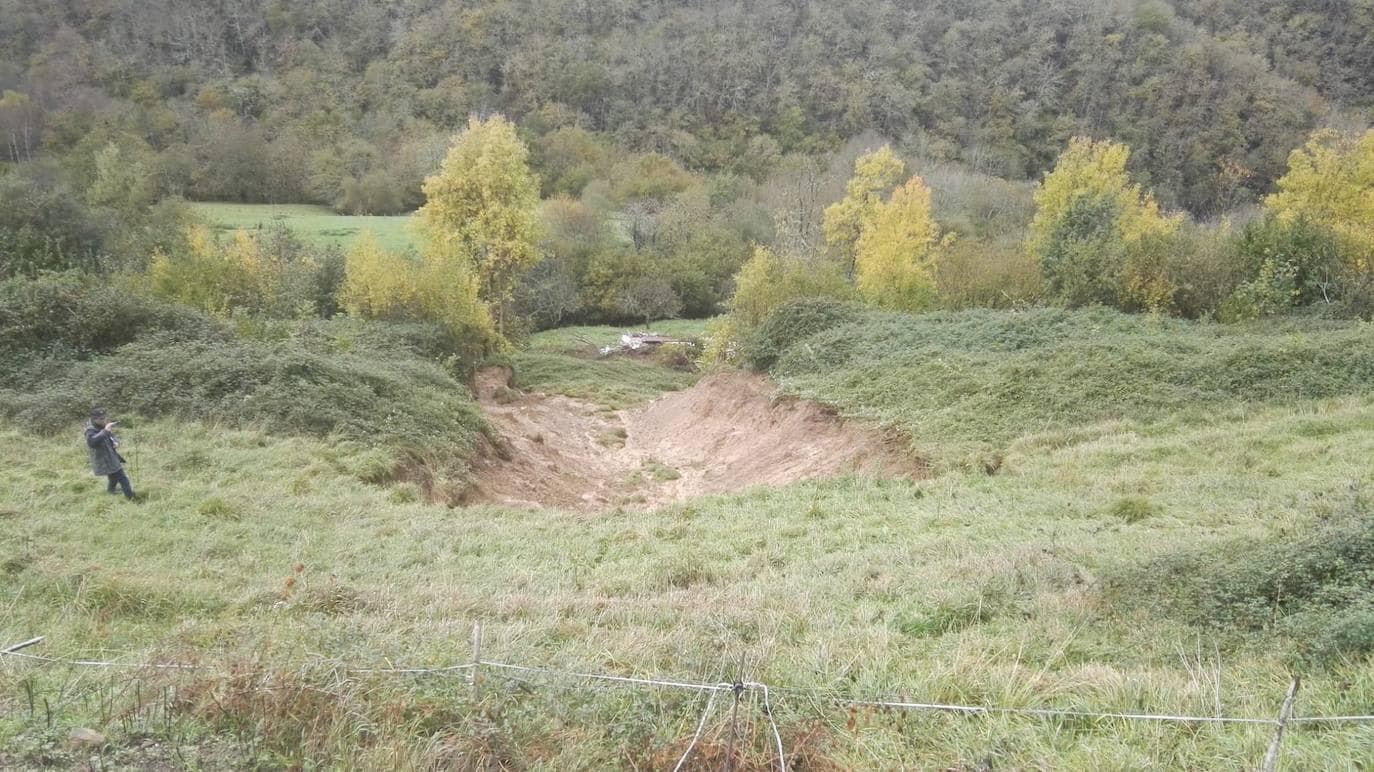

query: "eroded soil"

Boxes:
[462, 367, 925, 511]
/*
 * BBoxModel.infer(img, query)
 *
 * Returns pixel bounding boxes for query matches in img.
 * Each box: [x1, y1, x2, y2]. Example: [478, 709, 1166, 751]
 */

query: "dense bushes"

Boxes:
[0, 272, 222, 359]
[337, 233, 497, 363]
[2, 336, 482, 464]
[1105, 507, 1374, 664]
[701, 246, 854, 364]
[147, 225, 346, 319]
[741, 297, 862, 371]
[0, 275, 485, 471]
[753, 305, 1374, 461]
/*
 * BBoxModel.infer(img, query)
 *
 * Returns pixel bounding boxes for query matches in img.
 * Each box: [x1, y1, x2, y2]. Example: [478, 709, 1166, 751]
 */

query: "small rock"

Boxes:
[69, 727, 106, 747]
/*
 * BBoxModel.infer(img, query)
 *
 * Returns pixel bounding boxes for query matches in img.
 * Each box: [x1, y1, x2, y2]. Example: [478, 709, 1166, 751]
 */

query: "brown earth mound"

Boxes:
[461, 368, 925, 511]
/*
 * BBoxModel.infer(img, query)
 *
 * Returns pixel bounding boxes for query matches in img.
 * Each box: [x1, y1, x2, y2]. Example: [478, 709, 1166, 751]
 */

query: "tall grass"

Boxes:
[4, 388, 1374, 767]
[767, 307, 1374, 466]
[5, 306, 1374, 768]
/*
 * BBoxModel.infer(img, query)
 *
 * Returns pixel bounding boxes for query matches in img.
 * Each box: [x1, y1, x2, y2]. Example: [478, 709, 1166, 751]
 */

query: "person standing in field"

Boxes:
[85, 408, 135, 500]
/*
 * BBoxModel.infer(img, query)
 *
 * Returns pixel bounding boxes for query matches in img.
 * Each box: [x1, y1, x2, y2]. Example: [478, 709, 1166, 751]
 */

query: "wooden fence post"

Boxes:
[468, 621, 483, 700]
[1261, 677, 1300, 772]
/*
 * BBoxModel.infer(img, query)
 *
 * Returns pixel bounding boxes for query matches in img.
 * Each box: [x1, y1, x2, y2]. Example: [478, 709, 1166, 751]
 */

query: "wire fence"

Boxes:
[5, 631, 1374, 770]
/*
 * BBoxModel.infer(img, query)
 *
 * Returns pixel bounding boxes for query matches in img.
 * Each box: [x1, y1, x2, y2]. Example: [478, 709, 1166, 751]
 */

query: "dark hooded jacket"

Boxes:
[85, 423, 123, 476]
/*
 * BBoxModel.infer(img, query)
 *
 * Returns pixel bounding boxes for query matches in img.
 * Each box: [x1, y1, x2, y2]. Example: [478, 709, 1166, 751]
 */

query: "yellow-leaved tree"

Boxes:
[1265, 129, 1374, 277]
[149, 226, 277, 315]
[703, 245, 851, 364]
[823, 145, 906, 277]
[338, 233, 421, 320]
[1028, 137, 1180, 310]
[417, 115, 540, 335]
[339, 232, 495, 349]
[854, 176, 944, 311]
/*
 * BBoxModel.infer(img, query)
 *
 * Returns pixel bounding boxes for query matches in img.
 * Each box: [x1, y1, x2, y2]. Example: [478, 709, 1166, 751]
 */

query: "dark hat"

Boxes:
[90, 407, 107, 422]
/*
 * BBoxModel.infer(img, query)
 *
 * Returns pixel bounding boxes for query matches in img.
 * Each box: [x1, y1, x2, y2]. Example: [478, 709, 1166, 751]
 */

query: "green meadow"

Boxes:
[507, 319, 710, 408]
[4, 310, 1374, 769]
[190, 203, 418, 253]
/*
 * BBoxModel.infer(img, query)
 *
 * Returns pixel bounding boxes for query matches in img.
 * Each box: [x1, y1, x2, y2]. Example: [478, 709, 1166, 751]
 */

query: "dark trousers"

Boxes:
[106, 469, 135, 499]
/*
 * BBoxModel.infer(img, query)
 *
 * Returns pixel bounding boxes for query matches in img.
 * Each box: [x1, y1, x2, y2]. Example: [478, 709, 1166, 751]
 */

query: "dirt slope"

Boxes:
[461, 368, 925, 511]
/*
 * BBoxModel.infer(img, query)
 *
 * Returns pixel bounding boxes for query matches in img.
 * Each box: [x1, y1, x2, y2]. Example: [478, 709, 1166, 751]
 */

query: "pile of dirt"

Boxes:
[461, 369, 925, 511]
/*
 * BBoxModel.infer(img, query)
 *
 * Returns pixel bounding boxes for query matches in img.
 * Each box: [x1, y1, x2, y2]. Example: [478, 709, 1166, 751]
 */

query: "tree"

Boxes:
[854, 176, 943, 311]
[340, 231, 496, 344]
[418, 115, 540, 335]
[540, 195, 611, 270]
[617, 275, 683, 326]
[1038, 193, 1128, 307]
[704, 244, 853, 364]
[823, 146, 906, 277]
[515, 257, 581, 329]
[1028, 138, 1180, 309]
[1265, 129, 1374, 278]
[87, 142, 156, 213]
[612, 152, 695, 203]
[0, 90, 39, 163]
[339, 233, 421, 321]
[534, 126, 613, 197]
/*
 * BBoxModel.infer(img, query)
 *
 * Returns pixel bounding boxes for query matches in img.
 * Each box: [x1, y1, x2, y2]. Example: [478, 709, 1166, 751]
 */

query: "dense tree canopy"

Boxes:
[418, 115, 540, 333]
[4, 0, 1374, 337]
[854, 176, 943, 312]
[2, 0, 1369, 218]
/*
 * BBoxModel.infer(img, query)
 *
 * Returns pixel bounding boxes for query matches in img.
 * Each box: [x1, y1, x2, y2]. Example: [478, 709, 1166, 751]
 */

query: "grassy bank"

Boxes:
[5, 306, 1374, 768]
[765, 306, 1374, 468]
[190, 203, 417, 253]
[508, 320, 709, 408]
[0, 273, 486, 491]
[4, 375, 1374, 766]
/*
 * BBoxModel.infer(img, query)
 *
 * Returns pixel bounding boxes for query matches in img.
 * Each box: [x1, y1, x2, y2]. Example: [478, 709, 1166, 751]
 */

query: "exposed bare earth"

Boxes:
[462, 367, 925, 511]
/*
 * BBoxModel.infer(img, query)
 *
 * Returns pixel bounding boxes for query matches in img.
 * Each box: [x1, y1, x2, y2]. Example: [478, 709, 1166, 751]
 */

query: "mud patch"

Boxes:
[462, 368, 925, 511]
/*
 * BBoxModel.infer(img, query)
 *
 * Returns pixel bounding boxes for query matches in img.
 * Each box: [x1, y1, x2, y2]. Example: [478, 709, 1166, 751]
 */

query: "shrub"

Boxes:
[1265, 129, 1374, 290]
[339, 233, 424, 321]
[650, 341, 699, 371]
[1161, 221, 1247, 319]
[148, 226, 278, 315]
[0, 271, 221, 363]
[705, 246, 854, 364]
[1104, 509, 1374, 664]
[0, 161, 107, 278]
[1221, 214, 1344, 321]
[1028, 138, 1182, 311]
[1106, 496, 1159, 523]
[1037, 193, 1128, 307]
[935, 239, 1043, 311]
[743, 297, 862, 372]
[339, 234, 499, 361]
[145, 224, 346, 320]
[0, 275, 486, 472]
[1, 336, 483, 468]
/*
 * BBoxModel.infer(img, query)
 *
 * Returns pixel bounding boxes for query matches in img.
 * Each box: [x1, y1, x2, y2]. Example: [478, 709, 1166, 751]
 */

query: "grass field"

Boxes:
[4, 310, 1374, 769]
[768, 306, 1374, 468]
[509, 320, 710, 408]
[190, 203, 418, 253]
